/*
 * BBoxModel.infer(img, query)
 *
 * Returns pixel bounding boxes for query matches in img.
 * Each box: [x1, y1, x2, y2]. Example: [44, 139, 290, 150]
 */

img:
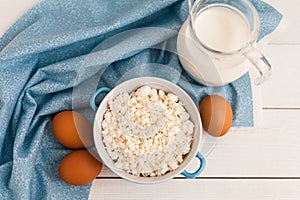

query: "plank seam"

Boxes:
[262, 108, 300, 110]
[96, 177, 300, 180]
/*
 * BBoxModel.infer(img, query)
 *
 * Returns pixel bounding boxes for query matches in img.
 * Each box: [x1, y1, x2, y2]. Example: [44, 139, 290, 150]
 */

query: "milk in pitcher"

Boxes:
[193, 6, 251, 53]
[177, 1, 272, 85]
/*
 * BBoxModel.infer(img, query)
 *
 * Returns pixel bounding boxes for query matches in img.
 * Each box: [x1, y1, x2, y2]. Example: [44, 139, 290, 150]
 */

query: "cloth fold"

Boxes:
[0, 0, 282, 199]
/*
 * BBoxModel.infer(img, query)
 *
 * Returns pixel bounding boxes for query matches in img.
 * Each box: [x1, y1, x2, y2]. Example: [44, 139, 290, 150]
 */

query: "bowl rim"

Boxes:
[93, 77, 203, 184]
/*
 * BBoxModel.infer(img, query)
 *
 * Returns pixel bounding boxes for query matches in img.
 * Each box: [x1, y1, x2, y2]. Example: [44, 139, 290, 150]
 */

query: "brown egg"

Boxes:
[199, 95, 233, 137]
[52, 111, 94, 149]
[59, 150, 103, 186]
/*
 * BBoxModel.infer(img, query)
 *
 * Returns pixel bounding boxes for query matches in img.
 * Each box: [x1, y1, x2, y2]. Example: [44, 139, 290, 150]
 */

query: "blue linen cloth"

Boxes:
[0, 0, 282, 199]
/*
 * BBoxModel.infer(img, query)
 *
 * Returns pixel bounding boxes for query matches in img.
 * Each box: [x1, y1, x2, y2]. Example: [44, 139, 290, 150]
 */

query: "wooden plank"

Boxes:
[202, 110, 300, 177]
[98, 110, 300, 178]
[0, 0, 41, 37]
[0, 0, 295, 44]
[89, 179, 300, 200]
[263, 0, 299, 44]
[261, 45, 300, 108]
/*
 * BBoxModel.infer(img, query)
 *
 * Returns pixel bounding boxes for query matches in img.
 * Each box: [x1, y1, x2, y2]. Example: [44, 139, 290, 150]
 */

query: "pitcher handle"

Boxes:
[243, 46, 272, 85]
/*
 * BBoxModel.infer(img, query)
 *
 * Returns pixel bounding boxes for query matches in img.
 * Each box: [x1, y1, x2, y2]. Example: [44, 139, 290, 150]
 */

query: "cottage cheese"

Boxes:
[101, 86, 194, 177]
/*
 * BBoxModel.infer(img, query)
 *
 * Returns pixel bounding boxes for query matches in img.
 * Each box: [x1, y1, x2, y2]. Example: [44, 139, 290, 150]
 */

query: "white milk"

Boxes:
[194, 6, 250, 53]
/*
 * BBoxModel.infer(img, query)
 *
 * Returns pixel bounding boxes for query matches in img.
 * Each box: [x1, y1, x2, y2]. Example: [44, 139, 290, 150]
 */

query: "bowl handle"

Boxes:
[90, 87, 111, 111]
[181, 152, 206, 178]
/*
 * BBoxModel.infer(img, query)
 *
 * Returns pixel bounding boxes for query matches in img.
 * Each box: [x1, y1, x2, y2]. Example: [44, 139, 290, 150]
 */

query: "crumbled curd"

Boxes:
[101, 86, 194, 177]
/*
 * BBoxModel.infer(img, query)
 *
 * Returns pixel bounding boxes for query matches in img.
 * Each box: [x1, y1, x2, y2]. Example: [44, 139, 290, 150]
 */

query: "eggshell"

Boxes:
[199, 95, 233, 137]
[52, 111, 93, 149]
[59, 150, 103, 186]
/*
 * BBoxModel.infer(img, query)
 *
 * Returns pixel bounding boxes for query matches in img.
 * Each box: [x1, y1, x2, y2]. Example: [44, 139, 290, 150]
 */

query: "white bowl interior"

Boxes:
[93, 77, 202, 184]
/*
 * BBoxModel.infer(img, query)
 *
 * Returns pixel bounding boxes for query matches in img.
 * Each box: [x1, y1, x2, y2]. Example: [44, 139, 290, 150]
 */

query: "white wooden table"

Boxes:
[1, 0, 299, 199]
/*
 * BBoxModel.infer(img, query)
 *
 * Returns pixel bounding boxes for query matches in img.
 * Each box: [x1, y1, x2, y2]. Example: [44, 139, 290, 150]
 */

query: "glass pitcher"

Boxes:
[177, 0, 272, 86]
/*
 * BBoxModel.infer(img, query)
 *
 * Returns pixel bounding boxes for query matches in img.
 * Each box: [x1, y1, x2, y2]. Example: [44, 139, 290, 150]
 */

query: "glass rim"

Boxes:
[189, 0, 260, 56]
